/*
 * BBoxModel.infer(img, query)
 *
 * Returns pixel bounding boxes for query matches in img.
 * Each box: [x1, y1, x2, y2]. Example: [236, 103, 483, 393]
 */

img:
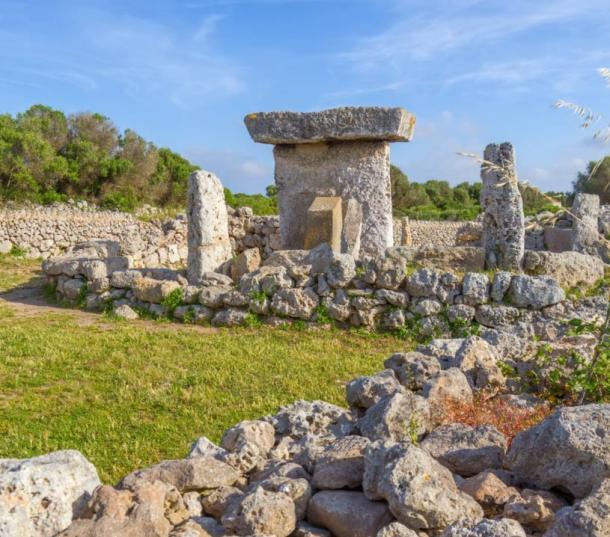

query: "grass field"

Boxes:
[0, 255, 404, 483]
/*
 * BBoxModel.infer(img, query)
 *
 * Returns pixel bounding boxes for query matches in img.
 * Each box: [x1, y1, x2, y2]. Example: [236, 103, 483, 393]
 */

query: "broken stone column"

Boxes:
[244, 107, 415, 257]
[480, 142, 525, 271]
[304, 196, 342, 252]
[571, 193, 600, 254]
[186, 170, 233, 284]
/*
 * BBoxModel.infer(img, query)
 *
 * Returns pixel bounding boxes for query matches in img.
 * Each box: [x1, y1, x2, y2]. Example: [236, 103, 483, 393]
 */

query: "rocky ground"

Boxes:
[1, 332, 608, 536]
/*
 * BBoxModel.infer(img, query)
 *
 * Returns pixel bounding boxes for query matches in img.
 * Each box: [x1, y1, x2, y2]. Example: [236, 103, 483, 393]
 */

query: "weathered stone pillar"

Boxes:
[186, 170, 232, 284]
[571, 193, 600, 254]
[480, 142, 525, 271]
[244, 107, 415, 257]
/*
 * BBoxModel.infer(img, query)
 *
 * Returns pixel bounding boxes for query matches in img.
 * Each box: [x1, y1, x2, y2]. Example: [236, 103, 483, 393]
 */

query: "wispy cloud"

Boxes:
[0, 6, 243, 108]
[341, 0, 608, 69]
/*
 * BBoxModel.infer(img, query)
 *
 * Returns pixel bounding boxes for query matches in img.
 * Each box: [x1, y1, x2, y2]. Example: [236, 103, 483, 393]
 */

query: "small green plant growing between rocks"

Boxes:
[244, 312, 262, 328]
[313, 304, 333, 325]
[76, 282, 89, 309]
[182, 307, 196, 325]
[248, 289, 267, 305]
[9, 245, 27, 258]
[354, 265, 366, 278]
[565, 318, 599, 336]
[408, 414, 420, 445]
[161, 288, 184, 317]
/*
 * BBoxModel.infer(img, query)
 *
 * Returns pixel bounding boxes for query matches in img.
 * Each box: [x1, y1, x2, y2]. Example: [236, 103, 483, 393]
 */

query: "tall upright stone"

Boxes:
[480, 143, 524, 271]
[187, 170, 232, 284]
[571, 193, 600, 254]
[244, 107, 415, 257]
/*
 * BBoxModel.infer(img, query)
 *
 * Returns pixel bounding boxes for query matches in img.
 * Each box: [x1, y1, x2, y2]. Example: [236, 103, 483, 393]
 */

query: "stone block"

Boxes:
[244, 107, 415, 145]
[341, 198, 362, 257]
[274, 141, 393, 257]
[544, 227, 574, 252]
[304, 196, 342, 252]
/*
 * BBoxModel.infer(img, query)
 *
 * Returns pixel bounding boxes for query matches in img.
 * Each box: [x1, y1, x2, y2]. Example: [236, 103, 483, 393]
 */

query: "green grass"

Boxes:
[0, 254, 41, 292]
[0, 258, 405, 483]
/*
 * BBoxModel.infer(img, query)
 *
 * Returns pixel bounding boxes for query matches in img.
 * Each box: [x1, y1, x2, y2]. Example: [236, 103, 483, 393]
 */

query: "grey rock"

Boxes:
[405, 268, 440, 297]
[480, 142, 525, 271]
[490, 271, 512, 302]
[462, 273, 490, 306]
[474, 305, 521, 328]
[211, 308, 248, 327]
[441, 518, 526, 536]
[325, 253, 356, 288]
[383, 352, 441, 391]
[244, 107, 415, 144]
[363, 442, 483, 530]
[0, 450, 100, 537]
[375, 289, 409, 308]
[358, 391, 431, 442]
[200, 285, 231, 308]
[307, 490, 394, 537]
[545, 478, 610, 537]
[508, 275, 565, 309]
[187, 170, 232, 284]
[119, 457, 240, 492]
[113, 303, 139, 320]
[420, 423, 507, 477]
[447, 304, 476, 323]
[346, 369, 403, 409]
[271, 288, 319, 319]
[506, 404, 610, 498]
[269, 400, 354, 439]
[252, 476, 311, 520]
[410, 298, 442, 316]
[221, 486, 296, 537]
[202, 485, 244, 518]
[312, 436, 370, 490]
[376, 522, 420, 537]
[523, 250, 604, 288]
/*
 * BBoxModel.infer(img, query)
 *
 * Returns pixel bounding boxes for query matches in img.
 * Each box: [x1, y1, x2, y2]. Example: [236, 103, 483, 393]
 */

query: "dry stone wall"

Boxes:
[0, 203, 280, 267]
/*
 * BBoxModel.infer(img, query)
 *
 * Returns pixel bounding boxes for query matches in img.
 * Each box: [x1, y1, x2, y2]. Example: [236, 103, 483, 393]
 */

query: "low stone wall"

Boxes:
[0, 203, 280, 267]
[43, 242, 608, 345]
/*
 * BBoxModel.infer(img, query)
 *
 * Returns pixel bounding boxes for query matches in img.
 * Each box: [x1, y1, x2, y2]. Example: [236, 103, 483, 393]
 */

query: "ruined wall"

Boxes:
[0, 203, 280, 266]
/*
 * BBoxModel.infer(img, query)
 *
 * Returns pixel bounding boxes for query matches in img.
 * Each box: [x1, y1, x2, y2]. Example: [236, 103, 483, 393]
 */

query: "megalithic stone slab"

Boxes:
[187, 170, 233, 284]
[244, 107, 415, 145]
[274, 141, 393, 256]
[304, 196, 343, 252]
[480, 142, 525, 271]
[571, 193, 600, 254]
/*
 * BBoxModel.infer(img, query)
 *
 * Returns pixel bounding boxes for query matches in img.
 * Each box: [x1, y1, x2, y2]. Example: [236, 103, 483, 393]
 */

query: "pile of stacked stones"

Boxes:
[2, 340, 608, 536]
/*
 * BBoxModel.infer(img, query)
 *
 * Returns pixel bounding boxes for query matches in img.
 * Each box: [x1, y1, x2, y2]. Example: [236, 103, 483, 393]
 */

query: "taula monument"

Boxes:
[245, 107, 416, 258]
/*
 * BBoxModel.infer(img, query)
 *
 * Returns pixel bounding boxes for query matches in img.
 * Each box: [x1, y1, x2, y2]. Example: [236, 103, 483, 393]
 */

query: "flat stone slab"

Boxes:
[244, 107, 415, 144]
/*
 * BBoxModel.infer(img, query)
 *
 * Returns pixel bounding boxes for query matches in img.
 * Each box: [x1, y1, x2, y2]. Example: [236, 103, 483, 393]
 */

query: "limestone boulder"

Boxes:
[251, 476, 311, 520]
[358, 391, 431, 443]
[58, 481, 187, 537]
[544, 478, 610, 537]
[507, 275, 565, 309]
[211, 308, 248, 327]
[221, 420, 275, 473]
[133, 277, 181, 304]
[462, 273, 490, 306]
[420, 423, 507, 477]
[119, 458, 240, 493]
[346, 369, 403, 409]
[269, 400, 355, 439]
[423, 368, 473, 424]
[271, 288, 319, 319]
[383, 352, 441, 391]
[231, 248, 261, 282]
[459, 471, 518, 516]
[307, 490, 394, 537]
[441, 518, 526, 537]
[523, 250, 604, 288]
[376, 522, 420, 537]
[312, 436, 370, 490]
[503, 488, 567, 533]
[201, 485, 243, 518]
[363, 442, 483, 530]
[506, 404, 610, 498]
[0, 450, 100, 537]
[221, 487, 296, 537]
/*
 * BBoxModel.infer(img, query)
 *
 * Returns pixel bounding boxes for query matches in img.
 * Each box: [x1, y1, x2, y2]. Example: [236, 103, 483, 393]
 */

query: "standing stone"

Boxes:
[187, 170, 232, 284]
[341, 198, 363, 258]
[245, 107, 416, 257]
[571, 193, 600, 254]
[304, 197, 343, 252]
[480, 143, 524, 271]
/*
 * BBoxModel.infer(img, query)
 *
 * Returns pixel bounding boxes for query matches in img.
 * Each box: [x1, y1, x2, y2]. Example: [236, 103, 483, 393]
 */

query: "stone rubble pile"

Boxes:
[2, 340, 608, 536]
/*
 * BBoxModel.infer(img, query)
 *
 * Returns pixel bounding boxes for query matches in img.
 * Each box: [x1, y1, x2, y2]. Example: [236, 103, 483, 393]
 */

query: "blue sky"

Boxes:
[1, 0, 609, 194]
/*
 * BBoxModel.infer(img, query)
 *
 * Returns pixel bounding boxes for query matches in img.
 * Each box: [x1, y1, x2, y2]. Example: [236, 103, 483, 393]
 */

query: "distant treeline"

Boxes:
[1, 104, 606, 218]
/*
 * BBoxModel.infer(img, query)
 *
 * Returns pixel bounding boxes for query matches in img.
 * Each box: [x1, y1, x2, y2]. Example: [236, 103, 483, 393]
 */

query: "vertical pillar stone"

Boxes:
[480, 142, 525, 271]
[571, 193, 600, 254]
[186, 170, 232, 284]
[304, 196, 343, 252]
[244, 107, 416, 257]
[342, 198, 363, 257]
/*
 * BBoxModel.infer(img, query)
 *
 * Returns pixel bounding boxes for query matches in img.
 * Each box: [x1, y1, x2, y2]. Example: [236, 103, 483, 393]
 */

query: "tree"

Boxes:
[574, 157, 610, 204]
